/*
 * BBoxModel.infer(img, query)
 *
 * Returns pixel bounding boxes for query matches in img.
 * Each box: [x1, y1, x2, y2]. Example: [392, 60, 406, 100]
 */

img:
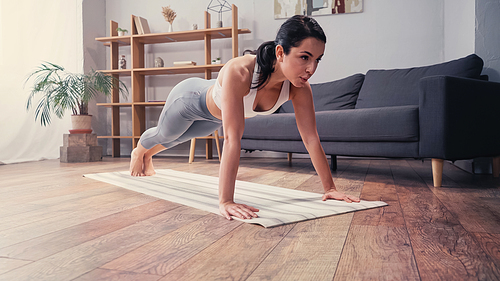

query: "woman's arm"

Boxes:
[291, 84, 360, 203]
[218, 60, 259, 220]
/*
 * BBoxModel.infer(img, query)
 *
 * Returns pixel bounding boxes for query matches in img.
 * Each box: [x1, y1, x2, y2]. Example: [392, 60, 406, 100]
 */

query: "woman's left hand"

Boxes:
[322, 189, 360, 203]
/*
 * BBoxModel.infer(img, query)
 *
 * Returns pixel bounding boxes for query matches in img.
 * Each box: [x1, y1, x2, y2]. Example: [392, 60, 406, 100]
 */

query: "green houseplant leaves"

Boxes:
[25, 62, 128, 126]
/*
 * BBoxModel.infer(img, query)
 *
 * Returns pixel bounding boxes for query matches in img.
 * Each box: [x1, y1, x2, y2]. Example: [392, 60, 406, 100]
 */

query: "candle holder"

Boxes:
[207, 0, 232, 28]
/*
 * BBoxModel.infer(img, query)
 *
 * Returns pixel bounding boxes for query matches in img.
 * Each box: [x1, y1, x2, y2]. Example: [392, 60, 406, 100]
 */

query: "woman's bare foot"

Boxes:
[143, 155, 156, 176]
[130, 148, 145, 177]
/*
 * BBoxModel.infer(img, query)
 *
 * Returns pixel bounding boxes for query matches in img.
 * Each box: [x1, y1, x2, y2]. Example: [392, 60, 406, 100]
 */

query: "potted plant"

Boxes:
[25, 62, 128, 133]
[116, 27, 128, 36]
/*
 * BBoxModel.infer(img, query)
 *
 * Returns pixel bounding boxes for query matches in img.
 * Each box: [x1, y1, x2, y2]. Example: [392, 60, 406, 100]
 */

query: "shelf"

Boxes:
[99, 69, 132, 76]
[134, 102, 166, 106]
[100, 65, 222, 76]
[98, 5, 246, 157]
[134, 64, 223, 76]
[96, 102, 166, 107]
[135, 28, 250, 44]
[96, 36, 131, 46]
[96, 102, 132, 107]
[95, 27, 250, 45]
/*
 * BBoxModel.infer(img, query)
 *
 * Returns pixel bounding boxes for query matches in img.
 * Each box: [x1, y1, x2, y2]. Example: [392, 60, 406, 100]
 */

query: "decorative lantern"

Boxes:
[207, 0, 232, 28]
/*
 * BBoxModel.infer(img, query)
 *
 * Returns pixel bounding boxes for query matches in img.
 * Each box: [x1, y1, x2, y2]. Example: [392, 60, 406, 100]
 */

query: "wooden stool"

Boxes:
[189, 130, 223, 163]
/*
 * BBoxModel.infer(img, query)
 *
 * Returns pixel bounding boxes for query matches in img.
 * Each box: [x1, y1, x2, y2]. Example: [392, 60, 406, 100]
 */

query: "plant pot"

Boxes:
[70, 115, 92, 134]
[118, 31, 125, 36]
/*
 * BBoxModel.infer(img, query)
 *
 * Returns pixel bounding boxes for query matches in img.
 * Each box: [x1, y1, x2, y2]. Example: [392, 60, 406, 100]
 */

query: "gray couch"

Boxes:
[241, 54, 500, 186]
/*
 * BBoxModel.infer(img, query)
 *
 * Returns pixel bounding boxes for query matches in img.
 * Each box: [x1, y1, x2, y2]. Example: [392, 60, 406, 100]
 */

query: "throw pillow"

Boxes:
[355, 54, 484, 109]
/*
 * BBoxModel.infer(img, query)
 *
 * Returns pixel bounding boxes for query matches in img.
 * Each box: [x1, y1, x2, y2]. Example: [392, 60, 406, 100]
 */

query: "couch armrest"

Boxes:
[419, 75, 500, 159]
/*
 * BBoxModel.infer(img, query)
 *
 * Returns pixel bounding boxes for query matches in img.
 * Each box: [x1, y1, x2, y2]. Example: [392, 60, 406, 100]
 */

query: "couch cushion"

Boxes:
[355, 54, 484, 109]
[243, 105, 419, 142]
[279, 73, 365, 113]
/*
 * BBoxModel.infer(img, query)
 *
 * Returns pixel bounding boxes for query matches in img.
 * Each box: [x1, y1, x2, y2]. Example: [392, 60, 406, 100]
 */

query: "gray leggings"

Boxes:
[139, 77, 222, 150]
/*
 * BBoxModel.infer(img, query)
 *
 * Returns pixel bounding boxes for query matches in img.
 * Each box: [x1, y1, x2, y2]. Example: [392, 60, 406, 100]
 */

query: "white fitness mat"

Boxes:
[84, 169, 387, 228]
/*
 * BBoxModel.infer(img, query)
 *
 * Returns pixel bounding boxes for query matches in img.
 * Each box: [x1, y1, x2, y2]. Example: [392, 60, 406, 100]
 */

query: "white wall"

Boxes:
[82, 0, 109, 153]
[0, 0, 83, 164]
[475, 0, 500, 82]
[444, 0, 475, 61]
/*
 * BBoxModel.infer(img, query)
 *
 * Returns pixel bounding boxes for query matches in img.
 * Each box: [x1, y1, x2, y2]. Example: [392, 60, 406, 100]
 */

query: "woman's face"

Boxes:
[277, 37, 325, 87]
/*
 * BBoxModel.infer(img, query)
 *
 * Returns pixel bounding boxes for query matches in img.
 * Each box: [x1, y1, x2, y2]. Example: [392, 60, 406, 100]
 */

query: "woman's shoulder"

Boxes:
[221, 55, 255, 81]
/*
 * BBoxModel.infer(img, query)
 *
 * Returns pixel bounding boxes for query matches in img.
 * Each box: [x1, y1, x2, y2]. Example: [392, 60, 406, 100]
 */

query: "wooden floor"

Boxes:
[0, 156, 499, 281]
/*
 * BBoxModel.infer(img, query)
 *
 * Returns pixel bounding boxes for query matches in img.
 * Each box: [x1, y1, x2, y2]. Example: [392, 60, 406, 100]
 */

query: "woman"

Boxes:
[130, 15, 360, 220]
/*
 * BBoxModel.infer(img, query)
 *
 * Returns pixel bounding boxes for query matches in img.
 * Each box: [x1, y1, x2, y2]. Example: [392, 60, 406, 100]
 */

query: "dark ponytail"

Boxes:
[252, 15, 326, 90]
[253, 41, 277, 89]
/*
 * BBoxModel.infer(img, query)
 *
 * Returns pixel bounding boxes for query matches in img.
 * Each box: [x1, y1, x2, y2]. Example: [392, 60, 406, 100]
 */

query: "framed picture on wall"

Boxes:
[274, 0, 363, 19]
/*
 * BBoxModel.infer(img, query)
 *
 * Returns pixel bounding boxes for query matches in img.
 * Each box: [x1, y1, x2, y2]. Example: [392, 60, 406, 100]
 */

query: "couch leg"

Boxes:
[287, 153, 292, 163]
[330, 155, 337, 171]
[432, 158, 444, 187]
[493, 156, 500, 178]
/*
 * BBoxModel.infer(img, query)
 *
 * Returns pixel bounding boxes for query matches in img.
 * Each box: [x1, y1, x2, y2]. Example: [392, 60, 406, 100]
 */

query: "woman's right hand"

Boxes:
[219, 202, 259, 220]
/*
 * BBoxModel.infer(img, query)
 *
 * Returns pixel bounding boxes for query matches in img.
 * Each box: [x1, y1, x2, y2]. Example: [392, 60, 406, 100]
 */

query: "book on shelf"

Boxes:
[173, 61, 197, 66]
[134, 16, 151, 35]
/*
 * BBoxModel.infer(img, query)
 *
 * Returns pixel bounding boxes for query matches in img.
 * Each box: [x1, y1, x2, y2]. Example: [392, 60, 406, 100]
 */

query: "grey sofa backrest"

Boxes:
[278, 73, 365, 113]
[355, 54, 484, 109]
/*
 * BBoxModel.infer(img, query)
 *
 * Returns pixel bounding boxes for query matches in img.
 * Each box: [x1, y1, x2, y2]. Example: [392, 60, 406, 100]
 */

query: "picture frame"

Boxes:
[274, 0, 363, 19]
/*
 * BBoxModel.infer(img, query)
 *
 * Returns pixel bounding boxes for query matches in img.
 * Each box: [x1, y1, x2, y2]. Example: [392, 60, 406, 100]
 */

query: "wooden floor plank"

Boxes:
[0, 192, 159, 248]
[334, 225, 419, 281]
[472, 232, 500, 267]
[391, 160, 500, 280]
[0, 157, 499, 281]
[0, 180, 109, 209]
[247, 158, 369, 281]
[0, 257, 32, 275]
[0, 185, 124, 231]
[334, 160, 420, 280]
[159, 223, 295, 281]
[236, 158, 291, 183]
[101, 214, 241, 275]
[266, 165, 317, 190]
[351, 160, 405, 227]
[0, 206, 207, 281]
[408, 160, 500, 234]
[329, 159, 370, 196]
[441, 160, 500, 197]
[0, 200, 178, 261]
[247, 214, 352, 281]
[72, 268, 162, 281]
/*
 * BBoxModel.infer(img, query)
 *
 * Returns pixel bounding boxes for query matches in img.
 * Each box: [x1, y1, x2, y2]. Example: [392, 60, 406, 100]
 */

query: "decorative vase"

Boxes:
[119, 55, 126, 69]
[155, 57, 164, 67]
[216, 20, 223, 28]
[70, 115, 92, 134]
[168, 23, 173, 32]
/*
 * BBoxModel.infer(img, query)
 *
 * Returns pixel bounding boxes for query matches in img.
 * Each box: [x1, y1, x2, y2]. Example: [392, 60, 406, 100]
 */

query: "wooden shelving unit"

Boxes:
[95, 5, 250, 157]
